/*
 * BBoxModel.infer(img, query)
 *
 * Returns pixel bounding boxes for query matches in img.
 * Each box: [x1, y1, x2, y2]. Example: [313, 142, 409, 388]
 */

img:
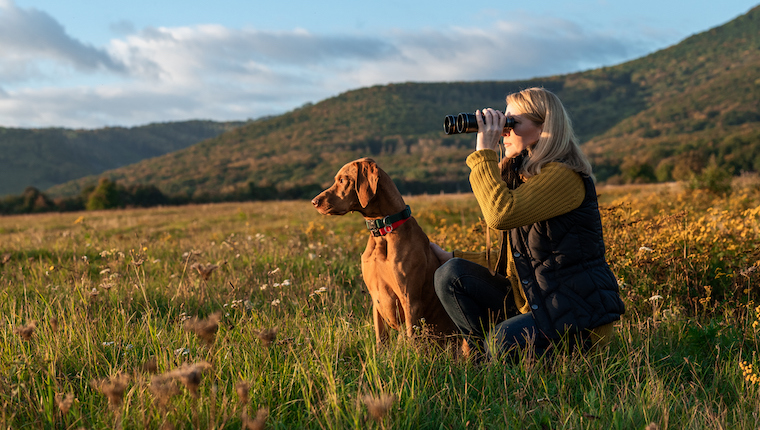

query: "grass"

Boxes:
[1, 183, 760, 429]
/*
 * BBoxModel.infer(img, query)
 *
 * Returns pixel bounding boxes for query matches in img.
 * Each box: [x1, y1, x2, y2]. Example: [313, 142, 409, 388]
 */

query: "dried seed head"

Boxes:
[50, 317, 59, 332]
[191, 262, 219, 281]
[235, 381, 251, 405]
[140, 356, 158, 374]
[361, 393, 396, 422]
[184, 312, 222, 345]
[161, 361, 213, 398]
[242, 408, 268, 430]
[256, 328, 278, 347]
[55, 393, 75, 415]
[14, 321, 37, 340]
[92, 373, 130, 409]
[149, 374, 181, 409]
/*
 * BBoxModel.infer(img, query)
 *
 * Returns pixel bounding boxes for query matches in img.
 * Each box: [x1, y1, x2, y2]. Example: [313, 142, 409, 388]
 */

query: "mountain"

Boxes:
[47, 5, 760, 199]
[0, 120, 245, 196]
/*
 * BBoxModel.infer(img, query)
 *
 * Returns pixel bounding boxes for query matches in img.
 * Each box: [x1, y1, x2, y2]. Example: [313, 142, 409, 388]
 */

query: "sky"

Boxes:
[0, 0, 757, 129]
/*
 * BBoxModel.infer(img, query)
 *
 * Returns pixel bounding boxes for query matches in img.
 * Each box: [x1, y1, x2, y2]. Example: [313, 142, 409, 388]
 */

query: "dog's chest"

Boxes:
[362, 237, 390, 264]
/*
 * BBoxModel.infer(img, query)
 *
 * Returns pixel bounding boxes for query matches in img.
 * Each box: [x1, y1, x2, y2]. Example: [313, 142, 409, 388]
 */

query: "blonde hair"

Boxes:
[506, 87, 593, 178]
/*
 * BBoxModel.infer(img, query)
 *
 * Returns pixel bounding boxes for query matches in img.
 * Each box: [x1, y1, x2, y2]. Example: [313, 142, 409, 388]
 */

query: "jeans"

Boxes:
[434, 258, 552, 359]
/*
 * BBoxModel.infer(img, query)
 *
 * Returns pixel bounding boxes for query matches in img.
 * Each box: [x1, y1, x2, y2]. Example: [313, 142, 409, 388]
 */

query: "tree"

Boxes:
[86, 178, 121, 210]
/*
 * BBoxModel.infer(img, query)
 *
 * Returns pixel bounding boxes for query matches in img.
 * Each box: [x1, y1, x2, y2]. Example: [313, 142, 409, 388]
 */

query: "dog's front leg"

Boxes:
[373, 305, 389, 344]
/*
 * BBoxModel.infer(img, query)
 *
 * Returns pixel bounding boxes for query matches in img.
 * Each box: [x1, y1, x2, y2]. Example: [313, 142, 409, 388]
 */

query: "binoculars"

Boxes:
[443, 113, 515, 135]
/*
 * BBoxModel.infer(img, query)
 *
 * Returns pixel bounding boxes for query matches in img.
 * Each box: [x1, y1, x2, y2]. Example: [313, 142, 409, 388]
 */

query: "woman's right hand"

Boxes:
[429, 242, 454, 264]
[475, 108, 506, 152]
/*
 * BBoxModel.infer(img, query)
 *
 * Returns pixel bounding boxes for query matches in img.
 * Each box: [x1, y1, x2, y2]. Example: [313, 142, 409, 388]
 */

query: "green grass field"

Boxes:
[2, 181, 760, 429]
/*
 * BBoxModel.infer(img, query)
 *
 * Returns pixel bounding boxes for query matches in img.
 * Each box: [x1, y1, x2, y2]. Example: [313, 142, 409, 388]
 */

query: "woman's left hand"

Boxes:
[476, 108, 506, 151]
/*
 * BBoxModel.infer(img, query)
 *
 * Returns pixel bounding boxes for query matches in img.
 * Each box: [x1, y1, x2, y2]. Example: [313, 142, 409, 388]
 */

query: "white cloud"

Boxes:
[0, 1, 124, 81]
[0, 1, 653, 128]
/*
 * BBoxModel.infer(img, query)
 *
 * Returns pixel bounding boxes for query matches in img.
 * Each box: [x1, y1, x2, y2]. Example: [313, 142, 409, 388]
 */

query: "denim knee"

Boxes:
[434, 258, 467, 299]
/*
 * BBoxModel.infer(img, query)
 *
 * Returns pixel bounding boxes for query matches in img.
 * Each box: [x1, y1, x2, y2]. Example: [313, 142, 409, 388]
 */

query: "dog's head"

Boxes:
[312, 158, 380, 215]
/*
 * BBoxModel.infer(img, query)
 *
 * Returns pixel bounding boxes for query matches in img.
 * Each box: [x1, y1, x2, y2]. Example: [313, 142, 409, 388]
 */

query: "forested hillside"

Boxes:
[0, 120, 244, 196]
[41, 5, 760, 200]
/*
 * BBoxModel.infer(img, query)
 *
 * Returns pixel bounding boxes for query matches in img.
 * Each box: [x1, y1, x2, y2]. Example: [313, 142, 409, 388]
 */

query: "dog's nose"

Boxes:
[311, 197, 320, 207]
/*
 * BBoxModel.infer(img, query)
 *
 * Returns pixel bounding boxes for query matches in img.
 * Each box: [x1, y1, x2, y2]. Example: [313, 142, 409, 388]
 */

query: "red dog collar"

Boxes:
[365, 205, 412, 237]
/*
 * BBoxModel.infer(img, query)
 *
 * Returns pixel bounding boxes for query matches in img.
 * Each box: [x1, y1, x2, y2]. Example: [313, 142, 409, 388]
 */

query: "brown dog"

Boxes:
[312, 158, 457, 344]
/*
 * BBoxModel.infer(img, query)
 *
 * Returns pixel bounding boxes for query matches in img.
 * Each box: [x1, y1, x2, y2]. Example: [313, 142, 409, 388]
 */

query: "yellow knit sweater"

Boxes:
[453, 149, 614, 347]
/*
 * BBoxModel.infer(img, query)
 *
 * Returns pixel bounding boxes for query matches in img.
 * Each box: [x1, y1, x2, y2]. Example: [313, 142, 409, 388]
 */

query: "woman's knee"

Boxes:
[435, 258, 462, 295]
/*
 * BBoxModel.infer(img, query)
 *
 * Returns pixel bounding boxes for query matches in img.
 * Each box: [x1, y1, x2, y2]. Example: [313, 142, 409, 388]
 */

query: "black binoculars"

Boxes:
[443, 113, 515, 135]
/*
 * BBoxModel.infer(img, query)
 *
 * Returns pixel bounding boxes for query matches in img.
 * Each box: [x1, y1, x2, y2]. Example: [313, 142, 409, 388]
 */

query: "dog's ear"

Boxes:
[355, 159, 379, 208]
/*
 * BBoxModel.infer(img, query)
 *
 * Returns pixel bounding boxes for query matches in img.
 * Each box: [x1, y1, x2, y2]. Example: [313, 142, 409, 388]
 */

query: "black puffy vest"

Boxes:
[508, 174, 625, 339]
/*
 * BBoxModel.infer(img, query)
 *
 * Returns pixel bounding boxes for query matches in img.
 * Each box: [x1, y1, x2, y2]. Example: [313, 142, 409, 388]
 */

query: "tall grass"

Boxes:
[1, 181, 759, 429]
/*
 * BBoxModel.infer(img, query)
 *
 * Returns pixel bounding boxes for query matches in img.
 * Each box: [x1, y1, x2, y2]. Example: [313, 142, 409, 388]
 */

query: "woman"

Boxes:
[430, 87, 625, 359]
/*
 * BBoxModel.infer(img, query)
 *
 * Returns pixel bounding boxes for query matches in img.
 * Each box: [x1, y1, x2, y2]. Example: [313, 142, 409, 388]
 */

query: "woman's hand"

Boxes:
[475, 108, 506, 151]
[429, 242, 454, 264]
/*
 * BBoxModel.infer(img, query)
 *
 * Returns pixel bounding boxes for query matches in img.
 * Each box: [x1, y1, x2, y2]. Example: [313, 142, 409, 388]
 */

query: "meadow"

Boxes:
[1, 177, 760, 429]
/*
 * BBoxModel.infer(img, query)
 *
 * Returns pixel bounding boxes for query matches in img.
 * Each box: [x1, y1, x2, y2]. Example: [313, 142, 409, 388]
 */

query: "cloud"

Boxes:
[0, 2, 124, 80]
[0, 2, 654, 128]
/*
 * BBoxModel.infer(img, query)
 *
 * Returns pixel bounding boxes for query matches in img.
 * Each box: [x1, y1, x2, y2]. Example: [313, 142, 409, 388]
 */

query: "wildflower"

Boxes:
[639, 246, 654, 252]
[55, 393, 75, 415]
[362, 393, 396, 422]
[310, 287, 327, 297]
[282, 279, 291, 286]
[174, 348, 190, 356]
[14, 321, 37, 340]
[740, 361, 760, 385]
[268, 267, 280, 275]
[256, 328, 278, 347]
[260, 284, 268, 291]
[271, 299, 281, 306]
[92, 373, 130, 409]
[183, 311, 222, 346]
[648, 295, 663, 302]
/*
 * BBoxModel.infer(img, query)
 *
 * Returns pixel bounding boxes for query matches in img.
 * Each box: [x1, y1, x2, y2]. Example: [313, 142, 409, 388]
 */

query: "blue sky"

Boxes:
[0, 0, 757, 128]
